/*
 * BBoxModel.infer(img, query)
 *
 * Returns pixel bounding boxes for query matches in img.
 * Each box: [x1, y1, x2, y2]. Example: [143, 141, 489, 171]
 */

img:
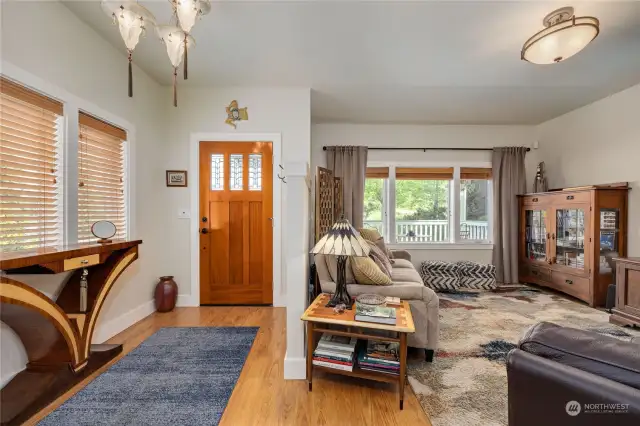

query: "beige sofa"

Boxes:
[315, 251, 439, 361]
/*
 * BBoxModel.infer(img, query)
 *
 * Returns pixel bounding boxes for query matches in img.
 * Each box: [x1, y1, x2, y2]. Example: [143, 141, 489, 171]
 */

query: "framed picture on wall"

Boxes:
[166, 170, 187, 187]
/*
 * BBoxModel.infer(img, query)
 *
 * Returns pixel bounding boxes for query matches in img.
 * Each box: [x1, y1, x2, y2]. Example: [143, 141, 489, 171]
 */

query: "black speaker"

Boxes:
[605, 284, 616, 312]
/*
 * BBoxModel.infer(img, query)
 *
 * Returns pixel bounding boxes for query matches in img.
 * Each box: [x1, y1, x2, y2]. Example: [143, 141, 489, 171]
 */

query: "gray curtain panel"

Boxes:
[326, 146, 368, 228]
[492, 147, 527, 285]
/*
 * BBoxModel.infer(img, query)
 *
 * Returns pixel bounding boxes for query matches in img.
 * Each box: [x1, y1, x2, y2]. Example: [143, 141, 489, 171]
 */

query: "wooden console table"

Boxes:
[610, 257, 640, 327]
[0, 240, 142, 425]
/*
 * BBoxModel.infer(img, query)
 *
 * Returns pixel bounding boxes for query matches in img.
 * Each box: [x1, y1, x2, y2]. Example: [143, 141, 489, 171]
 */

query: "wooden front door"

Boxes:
[199, 142, 273, 305]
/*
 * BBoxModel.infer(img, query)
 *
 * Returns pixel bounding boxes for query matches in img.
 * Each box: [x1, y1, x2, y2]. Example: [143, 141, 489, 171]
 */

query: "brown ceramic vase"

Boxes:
[154, 276, 178, 312]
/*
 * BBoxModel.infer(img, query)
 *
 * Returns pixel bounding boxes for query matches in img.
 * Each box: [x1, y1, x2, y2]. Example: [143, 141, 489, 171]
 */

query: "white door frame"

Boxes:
[188, 132, 283, 307]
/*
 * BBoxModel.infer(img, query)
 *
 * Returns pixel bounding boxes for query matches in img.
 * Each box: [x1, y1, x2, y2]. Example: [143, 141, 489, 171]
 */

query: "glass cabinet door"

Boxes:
[599, 209, 620, 273]
[524, 209, 548, 262]
[554, 207, 587, 271]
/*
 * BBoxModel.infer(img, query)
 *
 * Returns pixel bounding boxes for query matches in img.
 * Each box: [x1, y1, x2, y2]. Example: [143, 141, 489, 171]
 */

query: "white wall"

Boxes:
[536, 83, 640, 255]
[311, 123, 539, 265]
[162, 86, 311, 306]
[1, 1, 313, 384]
[1, 0, 166, 386]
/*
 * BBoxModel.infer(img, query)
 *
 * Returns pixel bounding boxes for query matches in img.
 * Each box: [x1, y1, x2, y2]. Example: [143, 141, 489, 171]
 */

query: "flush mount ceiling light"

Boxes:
[521, 6, 599, 65]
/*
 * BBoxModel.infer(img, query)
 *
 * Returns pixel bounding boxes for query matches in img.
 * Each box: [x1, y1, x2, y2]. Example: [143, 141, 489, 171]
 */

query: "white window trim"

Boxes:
[366, 160, 493, 248]
[3, 62, 135, 244]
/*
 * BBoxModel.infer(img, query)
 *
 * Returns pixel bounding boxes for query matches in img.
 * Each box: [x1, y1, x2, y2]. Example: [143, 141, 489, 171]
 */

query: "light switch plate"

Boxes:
[178, 209, 190, 219]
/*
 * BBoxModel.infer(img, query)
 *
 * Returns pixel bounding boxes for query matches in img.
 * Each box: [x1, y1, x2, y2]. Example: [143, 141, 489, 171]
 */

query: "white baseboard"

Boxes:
[93, 299, 155, 344]
[283, 352, 306, 380]
[177, 293, 197, 307]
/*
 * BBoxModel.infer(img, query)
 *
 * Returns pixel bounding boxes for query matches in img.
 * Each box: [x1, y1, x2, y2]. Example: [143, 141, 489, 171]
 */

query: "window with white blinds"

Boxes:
[0, 78, 63, 252]
[78, 112, 127, 243]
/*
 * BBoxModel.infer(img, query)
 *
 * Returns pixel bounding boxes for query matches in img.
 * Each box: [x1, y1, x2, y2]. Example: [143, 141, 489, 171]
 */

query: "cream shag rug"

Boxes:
[407, 288, 640, 426]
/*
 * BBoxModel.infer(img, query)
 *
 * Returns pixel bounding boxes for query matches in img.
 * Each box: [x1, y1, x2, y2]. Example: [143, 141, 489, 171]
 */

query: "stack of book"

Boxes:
[312, 334, 357, 372]
[355, 301, 397, 325]
[357, 340, 400, 375]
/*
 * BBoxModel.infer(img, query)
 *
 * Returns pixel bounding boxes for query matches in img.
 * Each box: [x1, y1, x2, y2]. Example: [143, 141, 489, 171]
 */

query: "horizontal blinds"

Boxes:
[396, 167, 454, 180]
[461, 167, 492, 180]
[0, 79, 62, 251]
[366, 167, 389, 179]
[78, 112, 126, 243]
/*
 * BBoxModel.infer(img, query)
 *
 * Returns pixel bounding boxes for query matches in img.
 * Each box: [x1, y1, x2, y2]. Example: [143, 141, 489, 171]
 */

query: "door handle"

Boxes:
[201, 228, 209, 234]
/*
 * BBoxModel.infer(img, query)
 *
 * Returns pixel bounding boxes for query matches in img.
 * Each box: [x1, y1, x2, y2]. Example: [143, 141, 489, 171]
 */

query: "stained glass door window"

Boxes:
[211, 154, 224, 190]
[249, 153, 262, 191]
[230, 154, 243, 191]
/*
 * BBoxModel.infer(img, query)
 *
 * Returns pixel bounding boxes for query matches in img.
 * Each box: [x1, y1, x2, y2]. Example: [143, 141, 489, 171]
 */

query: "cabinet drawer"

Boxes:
[550, 192, 590, 204]
[63, 254, 100, 271]
[521, 264, 550, 282]
[549, 271, 590, 301]
[522, 195, 546, 206]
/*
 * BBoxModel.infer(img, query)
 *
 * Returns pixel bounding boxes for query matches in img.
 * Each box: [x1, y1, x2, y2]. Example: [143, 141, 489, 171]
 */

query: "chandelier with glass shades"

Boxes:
[521, 6, 599, 65]
[101, 0, 210, 106]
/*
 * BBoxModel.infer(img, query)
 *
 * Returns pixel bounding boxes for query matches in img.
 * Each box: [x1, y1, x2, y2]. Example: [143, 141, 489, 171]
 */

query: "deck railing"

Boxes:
[362, 220, 489, 242]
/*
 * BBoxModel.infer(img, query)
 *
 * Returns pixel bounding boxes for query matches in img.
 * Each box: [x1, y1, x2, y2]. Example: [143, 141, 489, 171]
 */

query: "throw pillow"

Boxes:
[352, 257, 393, 286]
[358, 228, 395, 261]
[367, 241, 392, 277]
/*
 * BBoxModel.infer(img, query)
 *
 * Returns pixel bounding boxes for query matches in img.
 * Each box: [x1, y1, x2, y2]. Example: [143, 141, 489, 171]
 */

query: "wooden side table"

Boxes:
[610, 257, 640, 327]
[301, 294, 415, 410]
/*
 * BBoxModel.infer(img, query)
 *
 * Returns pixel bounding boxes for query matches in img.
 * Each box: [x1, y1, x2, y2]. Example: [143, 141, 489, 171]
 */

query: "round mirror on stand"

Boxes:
[91, 220, 117, 244]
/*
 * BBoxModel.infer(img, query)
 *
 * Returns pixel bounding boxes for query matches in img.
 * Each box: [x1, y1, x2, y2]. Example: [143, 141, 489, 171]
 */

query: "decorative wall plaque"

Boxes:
[225, 100, 248, 128]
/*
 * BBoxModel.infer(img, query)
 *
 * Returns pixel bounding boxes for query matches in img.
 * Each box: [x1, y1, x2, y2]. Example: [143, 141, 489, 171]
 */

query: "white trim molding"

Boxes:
[284, 353, 307, 380]
[188, 133, 284, 307]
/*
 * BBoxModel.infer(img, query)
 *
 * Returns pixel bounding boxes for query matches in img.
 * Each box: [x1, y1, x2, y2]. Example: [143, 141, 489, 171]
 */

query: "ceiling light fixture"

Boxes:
[521, 6, 599, 65]
[101, 1, 156, 97]
[101, 1, 210, 105]
[157, 25, 195, 107]
[171, 0, 211, 80]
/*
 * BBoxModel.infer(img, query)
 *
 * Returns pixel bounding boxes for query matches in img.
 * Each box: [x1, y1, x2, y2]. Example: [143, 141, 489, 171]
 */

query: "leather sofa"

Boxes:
[506, 322, 640, 426]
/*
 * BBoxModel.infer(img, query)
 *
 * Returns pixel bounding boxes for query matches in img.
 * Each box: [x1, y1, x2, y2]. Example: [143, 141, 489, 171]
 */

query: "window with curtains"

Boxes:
[0, 78, 63, 252]
[77, 112, 127, 243]
[363, 166, 492, 244]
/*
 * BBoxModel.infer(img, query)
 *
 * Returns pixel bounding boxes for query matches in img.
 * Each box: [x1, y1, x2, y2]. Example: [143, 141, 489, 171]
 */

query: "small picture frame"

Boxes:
[166, 170, 187, 187]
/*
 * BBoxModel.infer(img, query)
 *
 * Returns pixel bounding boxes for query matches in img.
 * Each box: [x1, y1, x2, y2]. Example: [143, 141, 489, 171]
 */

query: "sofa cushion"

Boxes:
[352, 257, 393, 286]
[519, 322, 640, 390]
[367, 241, 392, 277]
[322, 281, 426, 300]
[391, 266, 423, 285]
[392, 258, 414, 269]
[358, 228, 394, 260]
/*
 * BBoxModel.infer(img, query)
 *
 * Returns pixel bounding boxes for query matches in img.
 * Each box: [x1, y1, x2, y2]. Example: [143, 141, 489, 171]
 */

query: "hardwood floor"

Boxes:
[26, 307, 432, 426]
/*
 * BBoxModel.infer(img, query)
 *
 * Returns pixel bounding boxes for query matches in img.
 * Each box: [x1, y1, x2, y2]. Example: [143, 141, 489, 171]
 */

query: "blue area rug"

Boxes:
[40, 327, 258, 426]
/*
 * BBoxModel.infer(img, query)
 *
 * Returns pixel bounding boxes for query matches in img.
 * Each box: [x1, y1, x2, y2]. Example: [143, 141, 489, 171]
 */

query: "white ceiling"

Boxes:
[64, 1, 640, 124]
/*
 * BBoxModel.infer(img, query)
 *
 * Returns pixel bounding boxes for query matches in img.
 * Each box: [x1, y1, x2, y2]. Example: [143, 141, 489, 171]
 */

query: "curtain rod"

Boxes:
[322, 146, 531, 152]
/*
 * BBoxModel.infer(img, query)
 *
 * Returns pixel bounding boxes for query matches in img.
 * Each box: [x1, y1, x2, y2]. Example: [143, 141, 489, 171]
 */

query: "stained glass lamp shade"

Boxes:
[311, 217, 370, 307]
[101, 1, 156, 97]
[156, 25, 195, 107]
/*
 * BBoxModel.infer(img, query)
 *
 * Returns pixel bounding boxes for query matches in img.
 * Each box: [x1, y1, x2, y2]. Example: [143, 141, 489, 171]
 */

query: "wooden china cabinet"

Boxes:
[518, 183, 629, 307]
